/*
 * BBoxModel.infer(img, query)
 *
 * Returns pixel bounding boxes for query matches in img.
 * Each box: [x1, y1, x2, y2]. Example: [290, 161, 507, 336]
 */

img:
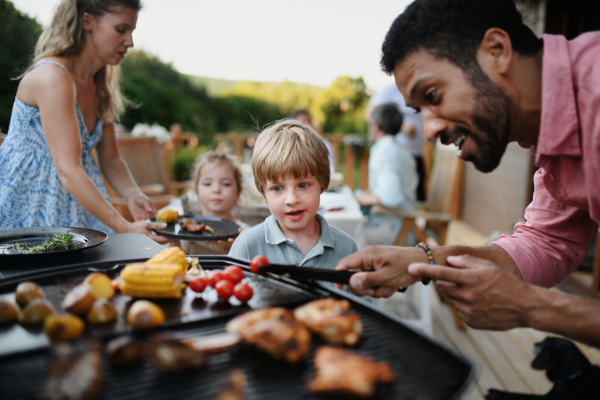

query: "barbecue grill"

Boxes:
[0, 256, 475, 399]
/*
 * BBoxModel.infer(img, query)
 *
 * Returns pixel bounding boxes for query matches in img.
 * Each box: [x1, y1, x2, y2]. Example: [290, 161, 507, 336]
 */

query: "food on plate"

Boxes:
[41, 342, 102, 400]
[249, 255, 269, 274]
[226, 308, 310, 363]
[152, 338, 205, 373]
[15, 281, 44, 307]
[180, 332, 241, 355]
[308, 346, 394, 398]
[18, 298, 55, 324]
[119, 263, 184, 299]
[147, 246, 188, 274]
[223, 266, 244, 285]
[84, 272, 115, 299]
[86, 298, 117, 324]
[215, 279, 234, 300]
[214, 369, 247, 400]
[156, 209, 179, 223]
[106, 335, 147, 365]
[208, 270, 225, 288]
[188, 276, 207, 293]
[11, 232, 76, 254]
[61, 283, 96, 315]
[294, 298, 363, 346]
[0, 298, 19, 323]
[44, 314, 85, 341]
[178, 218, 215, 234]
[233, 282, 253, 303]
[127, 300, 165, 329]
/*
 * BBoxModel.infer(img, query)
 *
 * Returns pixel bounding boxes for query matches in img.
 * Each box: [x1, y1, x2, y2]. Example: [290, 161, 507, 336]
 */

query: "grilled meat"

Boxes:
[41, 342, 102, 400]
[181, 332, 241, 355]
[152, 338, 205, 373]
[294, 298, 363, 346]
[308, 346, 394, 398]
[226, 308, 310, 363]
[106, 335, 147, 365]
[214, 369, 247, 400]
[178, 218, 206, 232]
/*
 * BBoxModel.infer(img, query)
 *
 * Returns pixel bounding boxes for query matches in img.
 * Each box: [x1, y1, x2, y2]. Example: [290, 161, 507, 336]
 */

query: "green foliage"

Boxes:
[170, 146, 206, 182]
[312, 76, 369, 134]
[0, 0, 41, 133]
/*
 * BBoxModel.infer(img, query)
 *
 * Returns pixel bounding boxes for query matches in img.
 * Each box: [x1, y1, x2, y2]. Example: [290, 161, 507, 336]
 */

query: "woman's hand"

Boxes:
[127, 192, 157, 221]
[124, 220, 170, 244]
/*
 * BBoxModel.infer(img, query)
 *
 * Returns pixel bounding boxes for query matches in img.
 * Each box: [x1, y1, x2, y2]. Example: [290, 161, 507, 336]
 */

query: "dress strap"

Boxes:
[26, 61, 70, 75]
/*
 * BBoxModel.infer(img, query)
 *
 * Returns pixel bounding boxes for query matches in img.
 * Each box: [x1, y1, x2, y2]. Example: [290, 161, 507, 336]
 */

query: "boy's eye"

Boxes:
[272, 186, 283, 192]
[298, 183, 309, 189]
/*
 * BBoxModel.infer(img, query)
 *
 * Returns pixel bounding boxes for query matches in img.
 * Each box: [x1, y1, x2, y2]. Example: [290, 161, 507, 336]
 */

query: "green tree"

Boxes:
[0, 0, 41, 133]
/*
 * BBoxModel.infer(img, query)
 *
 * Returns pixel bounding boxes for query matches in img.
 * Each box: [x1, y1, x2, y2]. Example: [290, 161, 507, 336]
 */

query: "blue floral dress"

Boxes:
[0, 61, 114, 233]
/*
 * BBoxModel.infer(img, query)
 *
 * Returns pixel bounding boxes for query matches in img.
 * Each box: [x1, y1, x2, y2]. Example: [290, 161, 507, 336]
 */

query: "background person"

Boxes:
[337, 0, 600, 347]
[290, 109, 336, 174]
[0, 0, 167, 242]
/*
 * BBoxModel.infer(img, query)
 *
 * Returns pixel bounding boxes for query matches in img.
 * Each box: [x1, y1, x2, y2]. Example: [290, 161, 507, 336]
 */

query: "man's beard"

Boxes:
[443, 63, 512, 173]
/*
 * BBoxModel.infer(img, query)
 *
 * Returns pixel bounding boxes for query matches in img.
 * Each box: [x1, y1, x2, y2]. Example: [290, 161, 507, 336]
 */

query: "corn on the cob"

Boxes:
[120, 263, 184, 299]
[147, 247, 188, 274]
[156, 209, 178, 223]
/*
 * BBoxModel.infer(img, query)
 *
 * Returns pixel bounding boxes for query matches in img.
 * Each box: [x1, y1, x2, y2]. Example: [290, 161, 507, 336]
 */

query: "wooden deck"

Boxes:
[376, 220, 600, 399]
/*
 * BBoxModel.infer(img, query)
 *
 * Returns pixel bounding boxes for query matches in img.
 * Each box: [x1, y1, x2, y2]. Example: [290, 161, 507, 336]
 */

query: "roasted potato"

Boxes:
[84, 273, 115, 299]
[44, 314, 85, 341]
[127, 300, 165, 329]
[61, 283, 95, 315]
[15, 281, 44, 307]
[18, 298, 55, 324]
[0, 298, 20, 324]
[86, 298, 117, 324]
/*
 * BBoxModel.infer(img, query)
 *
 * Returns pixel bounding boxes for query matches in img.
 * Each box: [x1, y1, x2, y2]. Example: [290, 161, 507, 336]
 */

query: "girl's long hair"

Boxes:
[28, 0, 141, 122]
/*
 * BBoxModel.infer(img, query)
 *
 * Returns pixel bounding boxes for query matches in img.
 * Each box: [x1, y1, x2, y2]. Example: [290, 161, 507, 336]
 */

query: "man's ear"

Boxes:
[477, 28, 513, 76]
[81, 12, 94, 32]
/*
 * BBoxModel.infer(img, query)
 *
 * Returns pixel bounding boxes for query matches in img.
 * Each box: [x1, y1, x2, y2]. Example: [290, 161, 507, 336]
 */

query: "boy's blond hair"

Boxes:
[252, 119, 330, 195]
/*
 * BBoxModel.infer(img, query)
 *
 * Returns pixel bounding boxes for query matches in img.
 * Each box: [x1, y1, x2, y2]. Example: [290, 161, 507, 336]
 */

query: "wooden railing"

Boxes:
[214, 132, 369, 191]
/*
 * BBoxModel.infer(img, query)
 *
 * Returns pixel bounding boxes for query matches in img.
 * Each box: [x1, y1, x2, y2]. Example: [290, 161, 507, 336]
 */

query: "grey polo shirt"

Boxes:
[228, 214, 357, 269]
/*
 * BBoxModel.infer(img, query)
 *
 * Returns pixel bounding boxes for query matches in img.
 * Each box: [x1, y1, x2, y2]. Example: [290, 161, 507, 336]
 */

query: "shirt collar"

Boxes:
[533, 34, 582, 163]
[263, 214, 335, 248]
[372, 134, 394, 151]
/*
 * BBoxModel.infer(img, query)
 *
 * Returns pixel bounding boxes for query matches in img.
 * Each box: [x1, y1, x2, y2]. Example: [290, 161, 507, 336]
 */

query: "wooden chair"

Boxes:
[103, 136, 185, 222]
[373, 140, 466, 330]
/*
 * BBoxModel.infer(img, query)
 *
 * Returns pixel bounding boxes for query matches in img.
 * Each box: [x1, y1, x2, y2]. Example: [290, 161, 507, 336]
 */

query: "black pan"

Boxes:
[150, 215, 241, 241]
[0, 227, 107, 258]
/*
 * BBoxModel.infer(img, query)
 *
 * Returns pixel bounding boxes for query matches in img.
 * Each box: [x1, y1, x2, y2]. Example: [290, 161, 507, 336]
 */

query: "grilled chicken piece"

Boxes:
[214, 369, 247, 400]
[308, 346, 394, 398]
[226, 308, 310, 363]
[42, 342, 102, 400]
[294, 298, 363, 346]
[106, 335, 147, 365]
[180, 332, 241, 354]
[152, 339, 205, 373]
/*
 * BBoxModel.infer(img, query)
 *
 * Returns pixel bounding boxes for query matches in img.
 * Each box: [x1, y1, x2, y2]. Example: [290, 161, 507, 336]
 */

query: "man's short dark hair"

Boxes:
[370, 103, 403, 135]
[381, 0, 543, 74]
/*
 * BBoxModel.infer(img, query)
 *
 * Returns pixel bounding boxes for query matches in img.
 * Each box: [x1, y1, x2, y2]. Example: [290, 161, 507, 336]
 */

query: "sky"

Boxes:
[10, 0, 412, 91]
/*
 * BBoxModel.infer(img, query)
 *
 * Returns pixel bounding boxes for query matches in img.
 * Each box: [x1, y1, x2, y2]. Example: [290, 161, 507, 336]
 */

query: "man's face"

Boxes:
[394, 49, 512, 173]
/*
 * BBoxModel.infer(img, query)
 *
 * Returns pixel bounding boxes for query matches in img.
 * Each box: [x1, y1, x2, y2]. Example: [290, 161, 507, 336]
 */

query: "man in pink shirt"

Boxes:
[337, 0, 600, 347]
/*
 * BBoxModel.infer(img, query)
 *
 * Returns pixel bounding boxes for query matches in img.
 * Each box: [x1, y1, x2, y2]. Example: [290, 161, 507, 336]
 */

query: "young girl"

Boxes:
[181, 151, 250, 255]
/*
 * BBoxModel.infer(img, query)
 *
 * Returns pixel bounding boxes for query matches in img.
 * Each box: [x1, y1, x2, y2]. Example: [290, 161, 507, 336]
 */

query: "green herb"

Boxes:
[12, 232, 76, 254]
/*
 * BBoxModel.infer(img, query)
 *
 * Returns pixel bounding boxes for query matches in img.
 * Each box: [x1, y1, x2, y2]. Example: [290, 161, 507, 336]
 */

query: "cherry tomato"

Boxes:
[208, 270, 224, 288]
[215, 280, 234, 301]
[250, 255, 269, 274]
[189, 277, 207, 293]
[223, 266, 244, 284]
[233, 282, 253, 303]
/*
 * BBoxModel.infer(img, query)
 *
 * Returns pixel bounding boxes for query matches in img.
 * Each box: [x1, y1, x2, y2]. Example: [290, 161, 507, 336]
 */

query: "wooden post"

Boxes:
[344, 144, 355, 189]
[360, 152, 369, 191]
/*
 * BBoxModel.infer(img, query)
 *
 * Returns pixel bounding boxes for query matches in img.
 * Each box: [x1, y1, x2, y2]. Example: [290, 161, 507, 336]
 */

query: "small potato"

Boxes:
[61, 284, 95, 315]
[84, 273, 115, 299]
[0, 298, 20, 323]
[18, 298, 55, 324]
[86, 298, 117, 324]
[15, 281, 44, 307]
[44, 314, 85, 341]
[127, 300, 165, 329]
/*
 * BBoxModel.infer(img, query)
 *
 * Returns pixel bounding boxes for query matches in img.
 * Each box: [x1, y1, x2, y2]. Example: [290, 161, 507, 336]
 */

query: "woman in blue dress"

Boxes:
[0, 0, 167, 242]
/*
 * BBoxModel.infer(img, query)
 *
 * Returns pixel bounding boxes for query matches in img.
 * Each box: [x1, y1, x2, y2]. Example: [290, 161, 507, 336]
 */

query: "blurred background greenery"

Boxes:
[0, 0, 369, 146]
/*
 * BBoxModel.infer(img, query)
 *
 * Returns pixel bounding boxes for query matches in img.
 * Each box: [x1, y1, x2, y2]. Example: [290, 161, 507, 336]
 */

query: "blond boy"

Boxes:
[229, 120, 357, 267]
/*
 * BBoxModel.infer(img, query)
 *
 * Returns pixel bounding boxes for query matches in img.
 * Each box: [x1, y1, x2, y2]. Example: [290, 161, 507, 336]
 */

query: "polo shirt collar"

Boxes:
[534, 34, 581, 164]
[263, 214, 336, 249]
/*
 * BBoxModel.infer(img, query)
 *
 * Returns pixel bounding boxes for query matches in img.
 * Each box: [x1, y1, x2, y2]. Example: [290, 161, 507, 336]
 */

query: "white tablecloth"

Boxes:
[319, 185, 368, 250]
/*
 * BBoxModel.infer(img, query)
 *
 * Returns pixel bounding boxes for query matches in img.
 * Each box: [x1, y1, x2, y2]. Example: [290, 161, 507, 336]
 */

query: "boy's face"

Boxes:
[264, 174, 321, 237]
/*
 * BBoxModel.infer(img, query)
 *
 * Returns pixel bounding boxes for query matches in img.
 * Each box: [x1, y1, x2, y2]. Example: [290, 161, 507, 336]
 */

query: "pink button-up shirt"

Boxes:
[493, 33, 600, 288]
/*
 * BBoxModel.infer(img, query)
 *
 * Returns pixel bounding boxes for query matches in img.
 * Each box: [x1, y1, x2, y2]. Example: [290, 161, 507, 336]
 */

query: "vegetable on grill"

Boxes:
[156, 209, 178, 223]
[147, 247, 188, 274]
[120, 263, 184, 299]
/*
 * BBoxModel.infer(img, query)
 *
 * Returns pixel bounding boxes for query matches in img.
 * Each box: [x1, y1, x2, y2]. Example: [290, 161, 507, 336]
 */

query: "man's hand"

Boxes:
[127, 192, 156, 221]
[408, 254, 532, 330]
[336, 246, 424, 297]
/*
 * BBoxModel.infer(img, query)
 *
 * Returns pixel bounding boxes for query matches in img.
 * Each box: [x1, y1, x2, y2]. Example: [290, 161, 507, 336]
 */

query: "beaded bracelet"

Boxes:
[416, 242, 433, 285]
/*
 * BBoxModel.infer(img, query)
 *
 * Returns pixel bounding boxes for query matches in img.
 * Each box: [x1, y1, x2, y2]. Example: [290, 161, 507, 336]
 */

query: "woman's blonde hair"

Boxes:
[30, 0, 141, 122]
[191, 150, 244, 198]
[251, 119, 330, 195]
